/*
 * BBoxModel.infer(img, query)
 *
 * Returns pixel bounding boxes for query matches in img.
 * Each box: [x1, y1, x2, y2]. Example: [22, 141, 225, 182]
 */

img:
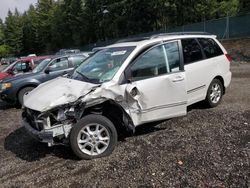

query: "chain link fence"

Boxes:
[181, 13, 250, 39]
[82, 13, 250, 52]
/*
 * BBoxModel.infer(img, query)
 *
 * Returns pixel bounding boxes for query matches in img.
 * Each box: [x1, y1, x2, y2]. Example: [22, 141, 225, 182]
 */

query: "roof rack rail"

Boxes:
[115, 36, 150, 43]
[114, 32, 213, 44]
[150, 32, 212, 39]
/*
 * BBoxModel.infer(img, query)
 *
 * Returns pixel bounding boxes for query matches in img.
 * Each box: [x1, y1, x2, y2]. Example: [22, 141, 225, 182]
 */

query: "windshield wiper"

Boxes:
[75, 70, 100, 84]
[76, 70, 91, 82]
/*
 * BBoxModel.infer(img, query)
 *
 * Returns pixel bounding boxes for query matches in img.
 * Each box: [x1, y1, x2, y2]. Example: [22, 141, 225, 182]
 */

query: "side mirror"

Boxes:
[44, 67, 50, 74]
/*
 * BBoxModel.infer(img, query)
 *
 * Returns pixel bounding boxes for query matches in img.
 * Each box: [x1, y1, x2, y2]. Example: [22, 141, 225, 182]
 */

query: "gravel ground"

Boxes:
[0, 63, 249, 188]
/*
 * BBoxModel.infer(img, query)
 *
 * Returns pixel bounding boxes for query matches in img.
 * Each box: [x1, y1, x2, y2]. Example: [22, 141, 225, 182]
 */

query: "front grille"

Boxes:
[24, 108, 44, 131]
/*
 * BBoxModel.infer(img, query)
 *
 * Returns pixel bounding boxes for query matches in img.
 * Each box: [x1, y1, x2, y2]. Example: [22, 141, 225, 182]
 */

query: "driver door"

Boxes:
[125, 41, 187, 126]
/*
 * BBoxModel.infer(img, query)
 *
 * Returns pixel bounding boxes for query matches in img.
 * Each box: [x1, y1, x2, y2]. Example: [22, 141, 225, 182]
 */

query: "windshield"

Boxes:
[2, 61, 18, 72]
[71, 46, 135, 83]
[32, 58, 51, 73]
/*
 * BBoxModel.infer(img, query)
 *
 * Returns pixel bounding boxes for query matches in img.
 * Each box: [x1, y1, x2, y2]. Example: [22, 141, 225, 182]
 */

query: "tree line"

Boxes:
[0, 0, 249, 57]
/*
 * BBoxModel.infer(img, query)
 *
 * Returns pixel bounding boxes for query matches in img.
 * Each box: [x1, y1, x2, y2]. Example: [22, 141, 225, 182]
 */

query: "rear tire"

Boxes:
[205, 79, 223, 108]
[18, 87, 35, 105]
[70, 114, 118, 160]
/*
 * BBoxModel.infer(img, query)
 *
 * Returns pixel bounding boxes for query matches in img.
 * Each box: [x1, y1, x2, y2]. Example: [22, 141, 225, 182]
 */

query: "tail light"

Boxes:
[225, 53, 232, 63]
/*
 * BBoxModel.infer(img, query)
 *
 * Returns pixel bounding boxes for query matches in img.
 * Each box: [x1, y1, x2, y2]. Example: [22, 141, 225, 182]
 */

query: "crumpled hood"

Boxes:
[23, 77, 98, 112]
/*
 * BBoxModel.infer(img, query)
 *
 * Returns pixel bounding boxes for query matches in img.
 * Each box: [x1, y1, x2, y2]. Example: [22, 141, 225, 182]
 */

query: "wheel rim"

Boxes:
[209, 83, 222, 104]
[77, 123, 110, 156]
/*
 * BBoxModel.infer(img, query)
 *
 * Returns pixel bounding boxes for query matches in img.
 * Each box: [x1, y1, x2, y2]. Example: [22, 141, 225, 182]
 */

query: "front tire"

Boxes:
[70, 114, 118, 160]
[205, 79, 223, 108]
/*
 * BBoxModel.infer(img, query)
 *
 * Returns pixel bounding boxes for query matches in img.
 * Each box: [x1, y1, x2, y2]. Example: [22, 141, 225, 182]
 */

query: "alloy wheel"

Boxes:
[77, 123, 110, 156]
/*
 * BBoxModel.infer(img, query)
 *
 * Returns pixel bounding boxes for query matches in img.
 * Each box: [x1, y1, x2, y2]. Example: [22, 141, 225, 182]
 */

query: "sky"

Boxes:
[0, 0, 38, 21]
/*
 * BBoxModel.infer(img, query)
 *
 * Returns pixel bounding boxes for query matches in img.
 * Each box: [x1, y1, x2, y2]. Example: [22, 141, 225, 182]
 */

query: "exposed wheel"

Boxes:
[205, 79, 223, 108]
[70, 114, 118, 160]
[18, 87, 35, 105]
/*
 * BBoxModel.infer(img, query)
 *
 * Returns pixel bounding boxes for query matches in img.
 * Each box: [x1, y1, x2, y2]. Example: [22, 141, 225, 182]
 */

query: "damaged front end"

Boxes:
[22, 101, 86, 146]
[22, 98, 135, 147]
[22, 77, 136, 147]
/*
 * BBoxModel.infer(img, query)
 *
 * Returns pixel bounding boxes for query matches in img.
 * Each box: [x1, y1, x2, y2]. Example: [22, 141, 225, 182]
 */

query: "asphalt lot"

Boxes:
[0, 63, 249, 187]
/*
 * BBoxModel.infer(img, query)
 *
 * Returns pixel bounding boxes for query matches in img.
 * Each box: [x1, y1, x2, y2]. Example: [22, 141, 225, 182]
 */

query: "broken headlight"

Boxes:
[57, 107, 75, 121]
[56, 102, 85, 122]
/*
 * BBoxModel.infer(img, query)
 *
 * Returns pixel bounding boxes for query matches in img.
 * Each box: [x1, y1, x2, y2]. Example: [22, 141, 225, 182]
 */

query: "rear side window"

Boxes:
[13, 61, 30, 72]
[49, 57, 69, 71]
[198, 38, 223, 58]
[181, 39, 203, 64]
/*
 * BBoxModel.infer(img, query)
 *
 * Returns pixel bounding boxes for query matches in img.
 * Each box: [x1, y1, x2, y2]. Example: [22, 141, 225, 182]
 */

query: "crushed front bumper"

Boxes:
[23, 118, 72, 146]
[23, 118, 54, 145]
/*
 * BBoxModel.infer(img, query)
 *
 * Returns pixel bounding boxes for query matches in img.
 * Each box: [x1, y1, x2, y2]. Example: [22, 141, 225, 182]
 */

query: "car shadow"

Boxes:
[4, 127, 78, 162]
[135, 120, 167, 136]
[4, 102, 211, 162]
[118, 120, 167, 141]
[187, 101, 208, 112]
[5, 121, 167, 161]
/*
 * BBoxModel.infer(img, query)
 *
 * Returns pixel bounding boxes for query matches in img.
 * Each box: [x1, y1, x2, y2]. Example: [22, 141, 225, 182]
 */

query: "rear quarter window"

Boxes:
[198, 38, 223, 58]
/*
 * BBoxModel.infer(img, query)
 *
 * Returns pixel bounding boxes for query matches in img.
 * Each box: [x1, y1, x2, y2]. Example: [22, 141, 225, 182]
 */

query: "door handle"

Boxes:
[172, 76, 184, 82]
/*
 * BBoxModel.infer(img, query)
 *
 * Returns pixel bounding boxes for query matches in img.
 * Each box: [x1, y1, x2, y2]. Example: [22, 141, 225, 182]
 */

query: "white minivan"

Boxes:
[22, 33, 232, 159]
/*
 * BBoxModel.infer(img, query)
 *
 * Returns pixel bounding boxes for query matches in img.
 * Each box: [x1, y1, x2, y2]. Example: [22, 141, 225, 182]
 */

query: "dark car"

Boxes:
[0, 54, 87, 105]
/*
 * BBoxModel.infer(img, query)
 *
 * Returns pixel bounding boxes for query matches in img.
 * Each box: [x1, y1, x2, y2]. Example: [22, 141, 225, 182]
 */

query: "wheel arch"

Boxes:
[213, 75, 225, 94]
[83, 100, 135, 134]
[16, 84, 38, 99]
